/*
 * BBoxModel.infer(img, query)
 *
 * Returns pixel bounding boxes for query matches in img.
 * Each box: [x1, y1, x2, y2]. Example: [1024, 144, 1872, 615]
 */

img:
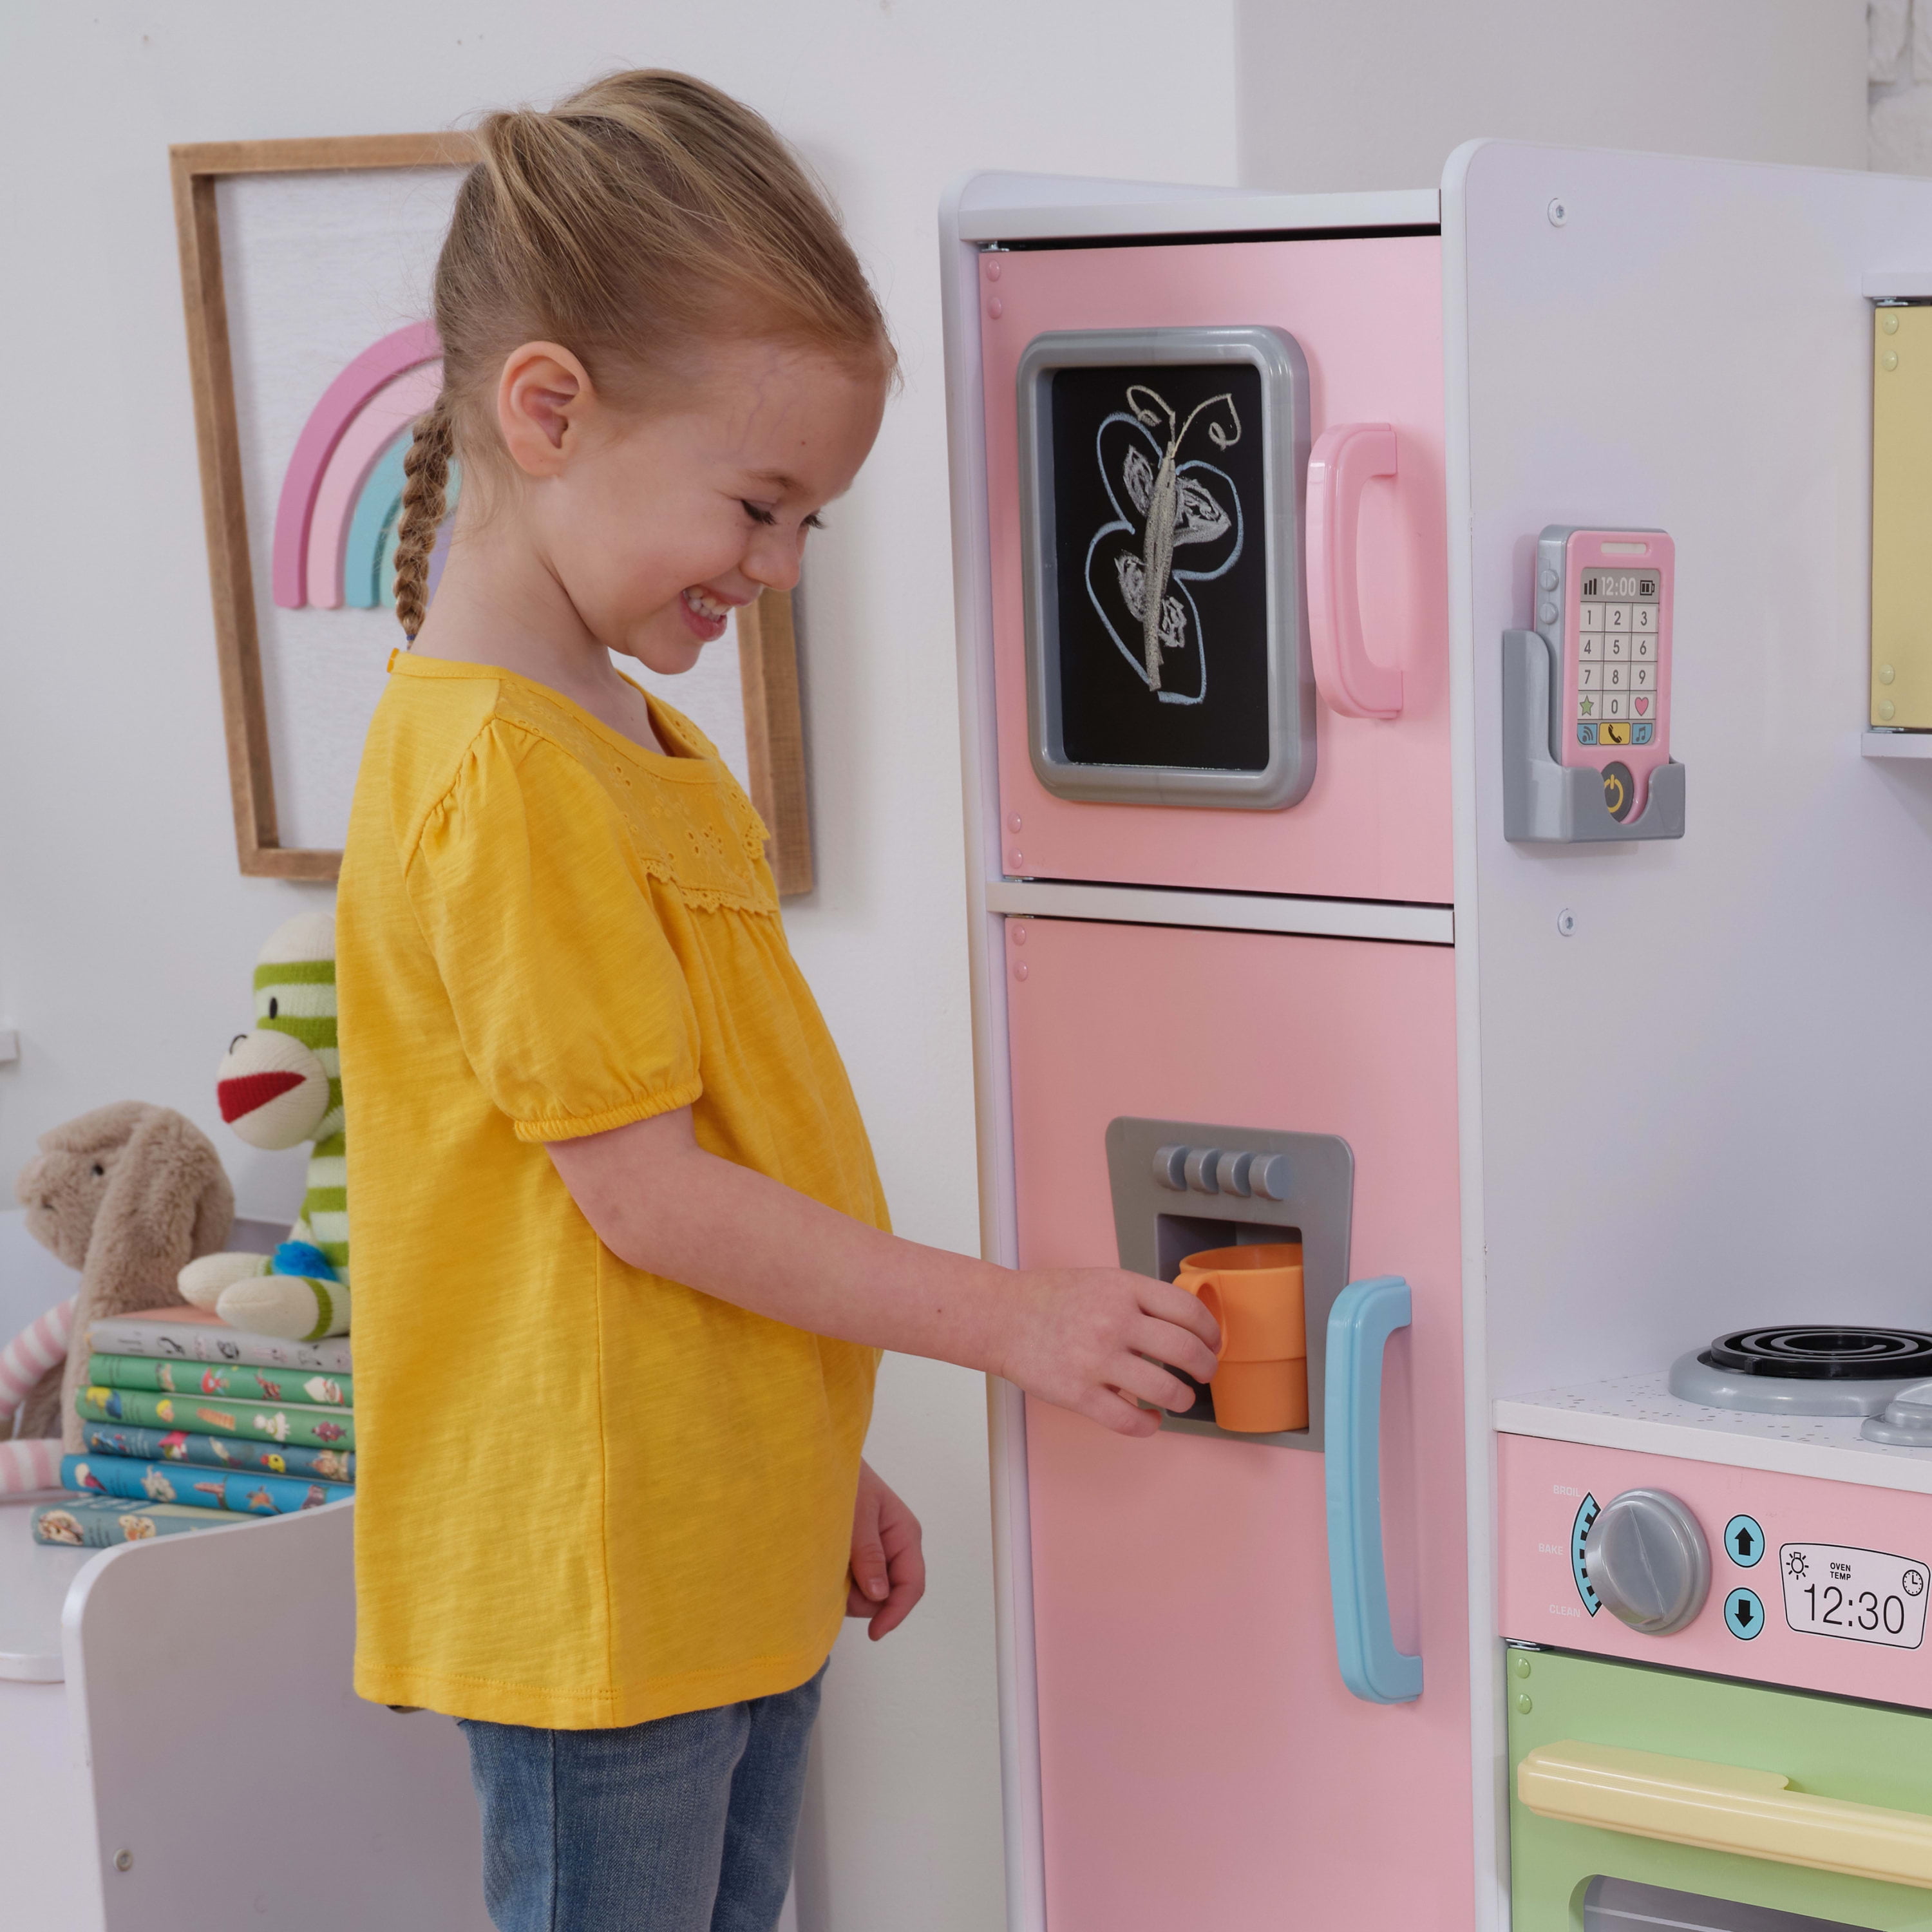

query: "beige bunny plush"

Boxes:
[12, 1102, 234, 1451]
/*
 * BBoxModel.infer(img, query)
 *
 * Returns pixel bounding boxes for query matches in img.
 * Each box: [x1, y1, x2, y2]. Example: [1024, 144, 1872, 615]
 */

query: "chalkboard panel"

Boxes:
[1050, 362, 1269, 771]
[1017, 326, 1313, 811]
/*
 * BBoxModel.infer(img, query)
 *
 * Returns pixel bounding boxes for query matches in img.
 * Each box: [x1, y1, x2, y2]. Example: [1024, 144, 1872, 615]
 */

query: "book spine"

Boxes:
[77, 1387, 355, 1452]
[84, 1353, 352, 1408]
[61, 1454, 351, 1516]
[84, 1319, 352, 1375]
[80, 1423, 354, 1484]
[33, 1497, 235, 1547]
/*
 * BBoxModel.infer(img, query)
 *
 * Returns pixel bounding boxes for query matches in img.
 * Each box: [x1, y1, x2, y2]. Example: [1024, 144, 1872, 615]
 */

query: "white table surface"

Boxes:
[0, 1494, 95, 1681]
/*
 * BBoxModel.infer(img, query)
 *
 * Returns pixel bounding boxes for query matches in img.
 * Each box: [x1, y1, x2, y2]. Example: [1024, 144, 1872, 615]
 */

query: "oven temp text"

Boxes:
[1779, 1543, 1928, 1650]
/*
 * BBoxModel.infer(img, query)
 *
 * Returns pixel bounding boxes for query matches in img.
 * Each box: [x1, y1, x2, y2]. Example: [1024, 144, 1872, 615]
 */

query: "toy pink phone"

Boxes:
[1535, 526, 1674, 822]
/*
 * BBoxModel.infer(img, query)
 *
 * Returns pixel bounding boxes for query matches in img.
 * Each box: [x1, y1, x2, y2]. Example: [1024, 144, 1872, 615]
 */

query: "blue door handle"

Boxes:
[1325, 1276, 1423, 1704]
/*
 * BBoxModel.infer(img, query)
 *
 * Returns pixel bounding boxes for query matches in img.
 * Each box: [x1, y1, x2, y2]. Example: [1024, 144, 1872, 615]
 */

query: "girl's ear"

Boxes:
[497, 341, 595, 478]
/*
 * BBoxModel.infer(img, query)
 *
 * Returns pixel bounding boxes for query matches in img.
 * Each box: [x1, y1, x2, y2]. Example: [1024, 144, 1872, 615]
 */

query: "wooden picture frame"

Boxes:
[169, 133, 815, 895]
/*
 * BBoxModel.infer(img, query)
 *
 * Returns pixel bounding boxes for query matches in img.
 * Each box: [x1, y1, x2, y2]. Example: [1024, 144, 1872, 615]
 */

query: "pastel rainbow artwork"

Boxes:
[272, 321, 461, 612]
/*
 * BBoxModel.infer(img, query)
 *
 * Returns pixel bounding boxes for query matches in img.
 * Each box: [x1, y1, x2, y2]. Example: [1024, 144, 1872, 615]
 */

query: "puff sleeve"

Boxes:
[405, 722, 702, 1141]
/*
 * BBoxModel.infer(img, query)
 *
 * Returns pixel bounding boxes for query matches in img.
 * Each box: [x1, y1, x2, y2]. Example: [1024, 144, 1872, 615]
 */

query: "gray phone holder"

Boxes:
[1105, 1116, 1353, 1452]
[1502, 629, 1685, 843]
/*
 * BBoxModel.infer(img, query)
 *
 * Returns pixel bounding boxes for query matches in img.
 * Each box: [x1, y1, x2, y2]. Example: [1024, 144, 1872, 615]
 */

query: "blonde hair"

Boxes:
[393, 70, 892, 638]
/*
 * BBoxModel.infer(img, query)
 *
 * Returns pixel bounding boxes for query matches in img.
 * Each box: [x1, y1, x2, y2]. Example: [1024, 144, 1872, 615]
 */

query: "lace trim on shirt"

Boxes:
[493, 688, 779, 916]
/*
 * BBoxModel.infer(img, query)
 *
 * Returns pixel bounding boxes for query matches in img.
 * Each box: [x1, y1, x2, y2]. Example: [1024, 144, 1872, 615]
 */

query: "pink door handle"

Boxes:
[1307, 423, 1404, 721]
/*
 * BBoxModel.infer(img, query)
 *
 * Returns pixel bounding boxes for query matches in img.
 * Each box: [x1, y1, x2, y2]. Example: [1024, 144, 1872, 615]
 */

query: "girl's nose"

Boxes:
[743, 530, 804, 595]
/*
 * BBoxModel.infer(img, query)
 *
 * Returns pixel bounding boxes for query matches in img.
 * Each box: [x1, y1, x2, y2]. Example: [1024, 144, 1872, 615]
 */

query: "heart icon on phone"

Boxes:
[1634, 696, 1650, 715]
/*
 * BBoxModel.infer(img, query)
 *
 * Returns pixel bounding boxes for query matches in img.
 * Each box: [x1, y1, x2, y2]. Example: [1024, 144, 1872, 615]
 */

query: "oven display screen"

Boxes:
[1780, 1543, 1928, 1649]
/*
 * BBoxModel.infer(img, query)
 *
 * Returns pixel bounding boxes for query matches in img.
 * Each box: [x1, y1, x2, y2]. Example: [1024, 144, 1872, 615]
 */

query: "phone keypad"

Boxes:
[1573, 585, 1661, 747]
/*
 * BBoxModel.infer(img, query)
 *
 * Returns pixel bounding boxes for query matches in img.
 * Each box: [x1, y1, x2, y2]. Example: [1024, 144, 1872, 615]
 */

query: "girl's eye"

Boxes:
[741, 502, 828, 532]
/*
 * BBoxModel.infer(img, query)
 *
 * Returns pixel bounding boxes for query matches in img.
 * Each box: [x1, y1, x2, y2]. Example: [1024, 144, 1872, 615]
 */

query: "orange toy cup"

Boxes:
[1175, 1243, 1308, 1433]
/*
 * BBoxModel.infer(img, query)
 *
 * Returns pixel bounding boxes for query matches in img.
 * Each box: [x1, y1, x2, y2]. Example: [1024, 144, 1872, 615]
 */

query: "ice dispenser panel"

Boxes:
[1105, 1115, 1352, 1450]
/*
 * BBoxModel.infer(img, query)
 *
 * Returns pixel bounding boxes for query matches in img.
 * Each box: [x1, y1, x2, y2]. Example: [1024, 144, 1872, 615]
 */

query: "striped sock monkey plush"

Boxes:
[177, 913, 350, 1340]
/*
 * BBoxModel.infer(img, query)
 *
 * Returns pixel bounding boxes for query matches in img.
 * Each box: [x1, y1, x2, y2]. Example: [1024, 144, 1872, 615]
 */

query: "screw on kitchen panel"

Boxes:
[1557, 909, 1577, 938]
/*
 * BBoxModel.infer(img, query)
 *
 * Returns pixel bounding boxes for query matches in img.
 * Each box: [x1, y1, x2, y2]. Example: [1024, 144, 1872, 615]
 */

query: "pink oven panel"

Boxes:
[1007, 916, 1469, 1931]
[980, 236, 1449, 901]
[1499, 1434, 1932, 1710]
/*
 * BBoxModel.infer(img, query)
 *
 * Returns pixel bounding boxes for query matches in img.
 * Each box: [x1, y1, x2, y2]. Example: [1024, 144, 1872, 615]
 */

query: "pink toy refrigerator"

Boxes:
[942, 147, 1932, 1932]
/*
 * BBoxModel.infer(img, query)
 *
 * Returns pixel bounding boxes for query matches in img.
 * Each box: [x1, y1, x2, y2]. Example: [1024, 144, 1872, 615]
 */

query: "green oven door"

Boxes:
[1507, 1649, 1932, 1931]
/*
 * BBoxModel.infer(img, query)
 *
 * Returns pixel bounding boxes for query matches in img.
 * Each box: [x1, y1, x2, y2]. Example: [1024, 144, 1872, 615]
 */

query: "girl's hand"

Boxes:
[996, 1269, 1222, 1439]
[848, 1459, 925, 1640]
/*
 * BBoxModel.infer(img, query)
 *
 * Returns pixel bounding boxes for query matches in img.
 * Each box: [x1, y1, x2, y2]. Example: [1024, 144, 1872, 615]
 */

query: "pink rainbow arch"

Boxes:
[271, 320, 442, 609]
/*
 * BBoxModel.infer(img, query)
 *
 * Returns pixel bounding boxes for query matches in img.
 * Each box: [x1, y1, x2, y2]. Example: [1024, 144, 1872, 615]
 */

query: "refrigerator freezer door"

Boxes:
[980, 236, 1448, 902]
[1005, 916, 1467, 1931]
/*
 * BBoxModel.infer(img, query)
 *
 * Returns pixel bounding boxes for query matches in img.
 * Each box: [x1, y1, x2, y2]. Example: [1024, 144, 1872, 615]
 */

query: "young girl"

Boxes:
[336, 70, 1217, 1932]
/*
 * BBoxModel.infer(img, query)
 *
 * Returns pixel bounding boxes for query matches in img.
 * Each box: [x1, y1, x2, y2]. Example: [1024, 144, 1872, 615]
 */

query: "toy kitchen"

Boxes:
[942, 142, 1932, 1931]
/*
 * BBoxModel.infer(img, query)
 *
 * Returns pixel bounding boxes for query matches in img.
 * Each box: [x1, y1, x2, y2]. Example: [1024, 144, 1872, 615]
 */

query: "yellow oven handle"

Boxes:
[1519, 1740, 1932, 1890]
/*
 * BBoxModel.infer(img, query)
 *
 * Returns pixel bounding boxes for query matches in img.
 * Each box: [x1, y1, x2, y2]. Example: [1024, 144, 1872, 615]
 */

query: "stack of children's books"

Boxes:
[31, 1304, 354, 1549]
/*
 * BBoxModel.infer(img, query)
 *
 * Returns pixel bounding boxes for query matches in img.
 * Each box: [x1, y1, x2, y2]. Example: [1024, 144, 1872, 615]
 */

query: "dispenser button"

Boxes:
[1248, 1153, 1289, 1201]
[1151, 1145, 1189, 1191]
[1184, 1148, 1224, 1193]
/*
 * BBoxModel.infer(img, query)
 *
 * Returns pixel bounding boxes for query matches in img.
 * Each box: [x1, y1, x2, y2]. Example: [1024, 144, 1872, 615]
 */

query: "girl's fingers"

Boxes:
[849, 1477, 891, 1605]
[1086, 1385, 1162, 1437]
[850, 1544, 889, 1603]
[1107, 1354, 1197, 1417]
[1128, 1312, 1218, 1385]
[868, 1548, 927, 1639]
[1139, 1279, 1222, 1351]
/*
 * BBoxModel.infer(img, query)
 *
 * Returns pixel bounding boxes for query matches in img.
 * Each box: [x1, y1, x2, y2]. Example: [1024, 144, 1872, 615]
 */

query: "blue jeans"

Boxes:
[459, 1664, 824, 1932]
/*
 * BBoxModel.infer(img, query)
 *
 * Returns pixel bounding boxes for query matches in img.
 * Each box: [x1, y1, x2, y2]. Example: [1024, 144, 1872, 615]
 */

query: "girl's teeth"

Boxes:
[684, 589, 730, 621]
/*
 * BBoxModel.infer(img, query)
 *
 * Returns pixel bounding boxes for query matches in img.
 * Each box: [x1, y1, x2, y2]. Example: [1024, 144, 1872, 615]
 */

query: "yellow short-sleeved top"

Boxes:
[337, 653, 886, 1728]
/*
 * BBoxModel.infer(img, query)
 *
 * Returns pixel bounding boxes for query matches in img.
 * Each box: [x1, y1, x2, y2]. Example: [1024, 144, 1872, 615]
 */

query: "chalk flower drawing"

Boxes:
[1083, 384, 1243, 705]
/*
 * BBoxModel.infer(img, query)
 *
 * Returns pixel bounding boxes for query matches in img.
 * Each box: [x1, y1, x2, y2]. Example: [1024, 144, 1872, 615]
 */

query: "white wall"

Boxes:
[1238, 0, 1867, 191]
[0, 4, 1238, 1927]
[1871, 0, 1932, 170]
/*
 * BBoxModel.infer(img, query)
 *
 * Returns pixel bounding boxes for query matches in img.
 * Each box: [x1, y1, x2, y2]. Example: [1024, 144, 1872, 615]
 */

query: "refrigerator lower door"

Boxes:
[1005, 916, 1468, 1930]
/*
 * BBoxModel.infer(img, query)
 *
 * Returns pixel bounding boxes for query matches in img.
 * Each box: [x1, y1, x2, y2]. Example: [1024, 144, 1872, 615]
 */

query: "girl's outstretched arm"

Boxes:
[547, 1106, 1218, 1438]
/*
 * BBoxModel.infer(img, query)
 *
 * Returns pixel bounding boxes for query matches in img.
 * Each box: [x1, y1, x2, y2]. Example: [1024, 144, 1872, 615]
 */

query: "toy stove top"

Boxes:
[1669, 1326, 1932, 1445]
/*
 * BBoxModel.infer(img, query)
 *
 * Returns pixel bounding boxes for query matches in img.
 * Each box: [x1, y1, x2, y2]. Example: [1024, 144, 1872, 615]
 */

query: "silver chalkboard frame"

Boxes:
[1016, 325, 1313, 810]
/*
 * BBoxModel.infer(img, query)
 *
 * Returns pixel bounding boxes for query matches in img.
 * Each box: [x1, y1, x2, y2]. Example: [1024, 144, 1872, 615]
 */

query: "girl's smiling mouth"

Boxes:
[679, 585, 736, 640]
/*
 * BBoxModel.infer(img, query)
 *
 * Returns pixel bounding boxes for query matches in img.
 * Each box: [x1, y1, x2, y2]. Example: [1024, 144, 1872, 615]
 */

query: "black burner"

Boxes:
[1700, 1326, 1932, 1381]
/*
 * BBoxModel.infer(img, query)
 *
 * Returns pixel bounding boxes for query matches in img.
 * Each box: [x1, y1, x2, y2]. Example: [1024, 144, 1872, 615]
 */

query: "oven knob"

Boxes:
[1581, 1488, 1710, 1636]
